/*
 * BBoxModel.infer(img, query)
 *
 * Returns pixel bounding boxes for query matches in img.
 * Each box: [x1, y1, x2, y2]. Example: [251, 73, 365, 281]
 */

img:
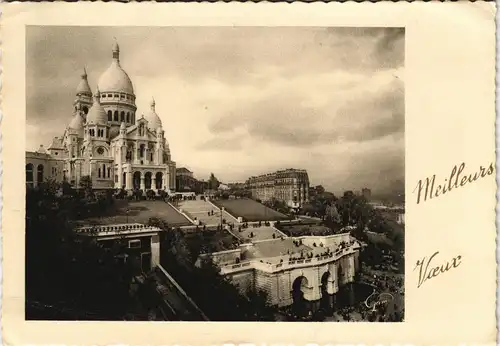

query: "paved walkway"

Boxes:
[152, 267, 208, 321]
[178, 200, 236, 226]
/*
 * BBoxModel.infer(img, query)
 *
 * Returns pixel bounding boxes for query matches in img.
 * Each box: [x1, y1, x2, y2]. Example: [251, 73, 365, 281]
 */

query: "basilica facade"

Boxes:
[25, 41, 176, 192]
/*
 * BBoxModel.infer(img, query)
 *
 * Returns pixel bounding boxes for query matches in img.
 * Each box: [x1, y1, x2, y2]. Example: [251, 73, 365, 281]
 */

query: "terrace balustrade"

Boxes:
[219, 244, 359, 275]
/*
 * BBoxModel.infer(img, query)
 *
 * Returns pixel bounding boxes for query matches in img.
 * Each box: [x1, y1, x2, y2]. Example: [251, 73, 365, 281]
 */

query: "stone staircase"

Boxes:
[178, 199, 235, 226]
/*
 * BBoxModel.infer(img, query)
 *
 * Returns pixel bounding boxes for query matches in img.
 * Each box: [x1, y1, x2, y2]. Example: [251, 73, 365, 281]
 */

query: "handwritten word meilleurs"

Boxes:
[413, 162, 494, 204]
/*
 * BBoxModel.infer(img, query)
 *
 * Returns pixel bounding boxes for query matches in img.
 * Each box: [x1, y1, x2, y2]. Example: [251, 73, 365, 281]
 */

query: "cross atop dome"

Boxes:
[81, 66, 87, 79]
[112, 37, 120, 61]
[150, 97, 156, 110]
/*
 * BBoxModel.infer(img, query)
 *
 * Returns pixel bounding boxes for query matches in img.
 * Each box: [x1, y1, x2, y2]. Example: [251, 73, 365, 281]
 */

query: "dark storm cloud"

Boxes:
[205, 78, 404, 148]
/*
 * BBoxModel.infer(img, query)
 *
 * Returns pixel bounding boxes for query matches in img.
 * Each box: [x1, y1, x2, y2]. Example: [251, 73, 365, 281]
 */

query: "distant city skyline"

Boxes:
[26, 26, 404, 196]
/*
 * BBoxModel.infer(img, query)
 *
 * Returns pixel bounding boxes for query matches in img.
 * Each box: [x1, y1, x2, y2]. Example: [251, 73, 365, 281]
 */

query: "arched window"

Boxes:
[107, 110, 112, 121]
[98, 168, 101, 178]
[26, 163, 34, 185]
[126, 113, 130, 123]
[139, 144, 145, 158]
[83, 106, 89, 115]
[108, 167, 111, 178]
[114, 111, 119, 121]
[120, 111, 125, 122]
[155, 172, 163, 190]
[37, 164, 44, 184]
[144, 172, 152, 190]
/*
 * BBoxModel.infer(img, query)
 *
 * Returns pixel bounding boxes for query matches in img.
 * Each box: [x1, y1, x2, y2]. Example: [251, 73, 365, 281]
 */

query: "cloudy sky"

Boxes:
[26, 26, 404, 196]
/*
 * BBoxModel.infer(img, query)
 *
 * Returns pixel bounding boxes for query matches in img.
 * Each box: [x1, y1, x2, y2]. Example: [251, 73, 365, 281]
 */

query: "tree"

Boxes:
[26, 185, 145, 320]
[79, 175, 93, 199]
[314, 185, 325, 194]
[208, 173, 220, 191]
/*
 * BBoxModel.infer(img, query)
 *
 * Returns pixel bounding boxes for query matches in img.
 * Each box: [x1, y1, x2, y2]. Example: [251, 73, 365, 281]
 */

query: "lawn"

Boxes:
[212, 198, 289, 222]
[79, 199, 192, 227]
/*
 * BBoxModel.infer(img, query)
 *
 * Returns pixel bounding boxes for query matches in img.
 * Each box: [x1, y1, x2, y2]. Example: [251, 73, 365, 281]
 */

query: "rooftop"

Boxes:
[233, 225, 284, 242]
[244, 238, 311, 260]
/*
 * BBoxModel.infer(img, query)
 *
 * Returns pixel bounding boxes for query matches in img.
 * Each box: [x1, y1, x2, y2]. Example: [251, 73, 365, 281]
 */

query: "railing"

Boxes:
[76, 223, 161, 235]
[219, 246, 358, 275]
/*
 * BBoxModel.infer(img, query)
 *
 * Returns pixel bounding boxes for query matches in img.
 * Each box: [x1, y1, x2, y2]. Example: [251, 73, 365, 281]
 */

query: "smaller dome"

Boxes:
[76, 67, 92, 95]
[69, 113, 84, 137]
[37, 145, 47, 154]
[86, 88, 108, 125]
[145, 97, 162, 130]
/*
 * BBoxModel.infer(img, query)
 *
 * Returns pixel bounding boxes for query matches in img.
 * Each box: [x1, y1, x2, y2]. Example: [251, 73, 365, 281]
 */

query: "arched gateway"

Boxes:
[292, 276, 309, 318]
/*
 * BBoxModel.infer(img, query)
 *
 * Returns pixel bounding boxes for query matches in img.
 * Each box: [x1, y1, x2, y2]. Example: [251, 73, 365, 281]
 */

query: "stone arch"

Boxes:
[120, 111, 125, 122]
[126, 112, 130, 123]
[107, 110, 112, 121]
[26, 163, 34, 186]
[144, 172, 152, 190]
[292, 276, 309, 318]
[337, 262, 344, 287]
[155, 172, 163, 190]
[37, 164, 44, 184]
[133, 171, 141, 190]
[113, 110, 119, 122]
[320, 271, 333, 313]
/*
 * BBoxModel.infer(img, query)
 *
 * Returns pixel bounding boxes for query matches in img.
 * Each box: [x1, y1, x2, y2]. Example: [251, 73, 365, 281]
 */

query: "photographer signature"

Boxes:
[364, 292, 394, 312]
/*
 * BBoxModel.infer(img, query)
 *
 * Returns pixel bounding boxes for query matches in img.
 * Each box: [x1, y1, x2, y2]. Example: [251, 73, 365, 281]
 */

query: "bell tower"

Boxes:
[74, 67, 93, 121]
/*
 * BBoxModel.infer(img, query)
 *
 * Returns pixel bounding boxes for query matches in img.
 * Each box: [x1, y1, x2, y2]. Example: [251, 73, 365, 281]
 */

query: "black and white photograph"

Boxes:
[25, 26, 405, 322]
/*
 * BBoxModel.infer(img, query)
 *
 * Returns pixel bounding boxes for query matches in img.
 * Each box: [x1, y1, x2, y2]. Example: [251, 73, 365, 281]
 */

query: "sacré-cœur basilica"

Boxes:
[26, 41, 176, 193]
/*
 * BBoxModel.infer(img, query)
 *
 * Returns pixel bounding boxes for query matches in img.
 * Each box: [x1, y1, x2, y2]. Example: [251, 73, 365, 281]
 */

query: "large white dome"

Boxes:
[97, 41, 134, 95]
